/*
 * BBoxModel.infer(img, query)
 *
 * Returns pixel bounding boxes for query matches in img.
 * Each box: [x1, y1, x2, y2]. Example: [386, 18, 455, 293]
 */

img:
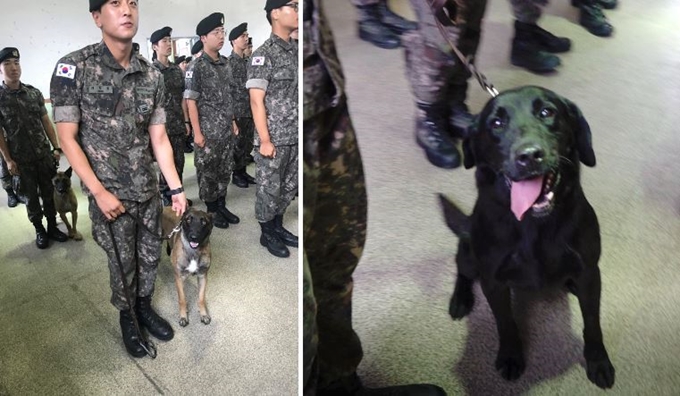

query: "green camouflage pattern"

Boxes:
[49, 41, 166, 202]
[227, 51, 253, 118]
[153, 60, 186, 136]
[510, 0, 548, 24]
[89, 196, 163, 310]
[0, 82, 52, 163]
[254, 144, 298, 222]
[303, 1, 368, 391]
[246, 33, 298, 146]
[234, 117, 255, 171]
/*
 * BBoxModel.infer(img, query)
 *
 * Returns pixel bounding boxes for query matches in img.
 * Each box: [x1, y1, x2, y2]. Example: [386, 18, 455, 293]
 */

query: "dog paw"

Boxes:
[586, 357, 615, 389]
[495, 353, 525, 381]
[201, 315, 211, 325]
[449, 291, 474, 320]
[72, 232, 83, 241]
[179, 317, 189, 327]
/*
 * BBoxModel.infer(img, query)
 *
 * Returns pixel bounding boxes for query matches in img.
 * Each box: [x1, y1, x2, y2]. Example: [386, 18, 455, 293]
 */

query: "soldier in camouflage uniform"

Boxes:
[150, 26, 192, 207]
[227, 22, 256, 189]
[184, 12, 240, 229]
[303, 2, 446, 395]
[350, 0, 417, 49]
[400, 0, 488, 170]
[49, 0, 187, 358]
[0, 47, 69, 248]
[247, 0, 299, 259]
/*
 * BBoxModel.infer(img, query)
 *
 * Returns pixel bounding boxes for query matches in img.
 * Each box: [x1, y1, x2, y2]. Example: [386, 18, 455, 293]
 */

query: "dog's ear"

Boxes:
[462, 114, 478, 169]
[562, 98, 596, 167]
[65, 167, 73, 178]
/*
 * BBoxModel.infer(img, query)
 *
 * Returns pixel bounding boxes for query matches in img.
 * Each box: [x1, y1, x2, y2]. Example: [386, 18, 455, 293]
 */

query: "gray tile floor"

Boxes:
[0, 152, 298, 395]
[323, 0, 680, 394]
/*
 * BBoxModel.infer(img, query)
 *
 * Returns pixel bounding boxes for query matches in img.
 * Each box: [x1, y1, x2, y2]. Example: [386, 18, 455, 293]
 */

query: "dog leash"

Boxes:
[427, 0, 499, 98]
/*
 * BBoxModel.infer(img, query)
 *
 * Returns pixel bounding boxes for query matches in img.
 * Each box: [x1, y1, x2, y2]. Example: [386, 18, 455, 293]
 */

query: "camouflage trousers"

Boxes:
[403, 0, 488, 105]
[89, 195, 162, 311]
[234, 117, 255, 171]
[194, 135, 235, 203]
[158, 133, 186, 196]
[254, 144, 298, 223]
[14, 156, 57, 223]
[510, 0, 549, 24]
[0, 157, 11, 190]
[303, 102, 368, 394]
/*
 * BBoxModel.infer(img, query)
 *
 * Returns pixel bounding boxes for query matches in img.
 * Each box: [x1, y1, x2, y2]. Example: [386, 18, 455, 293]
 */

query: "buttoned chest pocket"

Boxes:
[134, 86, 156, 127]
[273, 68, 295, 82]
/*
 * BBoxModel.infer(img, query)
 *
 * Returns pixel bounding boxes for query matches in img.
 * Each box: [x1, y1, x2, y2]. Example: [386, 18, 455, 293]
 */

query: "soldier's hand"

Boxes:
[172, 192, 188, 217]
[194, 132, 206, 148]
[260, 142, 276, 158]
[94, 190, 126, 221]
[233, 122, 239, 136]
[185, 124, 191, 136]
[6, 159, 20, 176]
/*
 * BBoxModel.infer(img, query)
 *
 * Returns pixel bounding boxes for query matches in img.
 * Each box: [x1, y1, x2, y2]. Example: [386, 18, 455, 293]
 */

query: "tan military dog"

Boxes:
[52, 167, 82, 240]
[161, 207, 213, 327]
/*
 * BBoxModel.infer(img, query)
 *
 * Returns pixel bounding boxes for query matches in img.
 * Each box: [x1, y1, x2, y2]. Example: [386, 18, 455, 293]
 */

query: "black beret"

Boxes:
[150, 26, 172, 44]
[248, 37, 253, 45]
[175, 56, 186, 65]
[265, 0, 290, 11]
[191, 41, 203, 55]
[89, 0, 106, 12]
[196, 12, 224, 36]
[132, 42, 140, 54]
[0, 47, 20, 63]
[186, 56, 193, 63]
[229, 23, 248, 41]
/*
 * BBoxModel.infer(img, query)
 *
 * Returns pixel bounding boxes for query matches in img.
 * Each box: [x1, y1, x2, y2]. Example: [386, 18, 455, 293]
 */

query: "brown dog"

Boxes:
[161, 207, 213, 327]
[52, 167, 82, 240]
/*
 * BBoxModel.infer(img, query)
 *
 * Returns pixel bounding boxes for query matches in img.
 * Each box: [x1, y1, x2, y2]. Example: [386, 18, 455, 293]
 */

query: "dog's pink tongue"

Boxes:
[510, 176, 544, 221]
[190, 242, 199, 249]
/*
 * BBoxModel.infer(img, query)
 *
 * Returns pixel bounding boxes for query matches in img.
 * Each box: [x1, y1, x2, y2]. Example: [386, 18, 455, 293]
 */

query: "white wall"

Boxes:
[0, 0, 272, 97]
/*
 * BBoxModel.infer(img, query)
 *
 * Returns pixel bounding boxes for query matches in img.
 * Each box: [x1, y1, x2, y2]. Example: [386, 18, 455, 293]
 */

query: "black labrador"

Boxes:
[439, 86, 615, 388]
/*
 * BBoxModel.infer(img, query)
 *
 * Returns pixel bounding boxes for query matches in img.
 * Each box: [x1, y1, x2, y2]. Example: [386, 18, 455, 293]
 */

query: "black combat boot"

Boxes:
[415, 102, 461, 169]
[317, 373, 447, 396]
[375, 1, 417, 35]
[572, 0, 617, 10]
[259, 220, 290, 258]
[515, 20, 571, 53]
[119, 309, 147, 358]
[356, 4, 401, 49]
[47, 217, 69, 242]
[447, 82, 475, 139]
[5, 187, 18, 208]
[206, 200, 229, 229]
[511, 21, 562, 72]
[274, 214, 297, 248]
[578, 2, 613, 37]
[217, 196, 240, 224]
[244, 170, 256, 185]
[231, 169, 249, 188]
[136, 296, 174, 341]
[33, 221, 49, 249]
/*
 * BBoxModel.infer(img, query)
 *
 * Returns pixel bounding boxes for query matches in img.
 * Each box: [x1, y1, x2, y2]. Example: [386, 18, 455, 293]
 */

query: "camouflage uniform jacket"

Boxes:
[0, 82, 52, 164]
[246, 33, 298, 146]
[303, 0, 345, 122]
[227, 51, 252, 119]
[49, 41, 166, 202]
[183, 52, 234, 141]
[153, 60, 185, 136]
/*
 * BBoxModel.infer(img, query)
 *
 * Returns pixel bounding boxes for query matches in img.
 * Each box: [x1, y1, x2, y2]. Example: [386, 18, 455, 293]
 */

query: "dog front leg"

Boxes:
[573, 267, 615, 389]
[197, 274, 211, 325]
[174, 272, 189, 327]
[71, 211, 83, 240]
[481, 280, 525, 381]
[449, 239, 476, 319]
[59, 212, 73, 235]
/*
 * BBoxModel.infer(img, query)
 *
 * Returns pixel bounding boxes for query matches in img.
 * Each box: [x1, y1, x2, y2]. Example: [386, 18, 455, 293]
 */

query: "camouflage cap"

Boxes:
[229, 22, 248, 41]
[151, 26, 172, 44]
[196, 12, 224, 36]
[0, 47, 20, 63]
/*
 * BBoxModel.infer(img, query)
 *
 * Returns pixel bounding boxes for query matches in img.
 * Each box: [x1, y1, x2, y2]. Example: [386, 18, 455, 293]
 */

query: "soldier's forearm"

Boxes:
[0, 133, 13, 163]
[250, 99, 270, 143]
[56, 123, 107, 197]
[41, 114, 60, 149]
[186, 99, 201, 136]
[150, 126, 182, 189]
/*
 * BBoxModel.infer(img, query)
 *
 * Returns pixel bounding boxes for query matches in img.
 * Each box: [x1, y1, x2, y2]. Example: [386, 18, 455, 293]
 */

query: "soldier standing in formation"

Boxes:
[0, 47, 69, 248]
[184, 12, 240, 229]
[50, 0, 186, 357]
[227, 22, 257, 189]
[247, 0, 299, 258]
[150, 26, 193, 206]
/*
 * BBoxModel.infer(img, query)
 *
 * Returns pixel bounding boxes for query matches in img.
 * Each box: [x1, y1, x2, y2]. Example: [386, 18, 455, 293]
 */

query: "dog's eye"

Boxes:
[539, 108, 556, 118]
[491, 118, 505, 129]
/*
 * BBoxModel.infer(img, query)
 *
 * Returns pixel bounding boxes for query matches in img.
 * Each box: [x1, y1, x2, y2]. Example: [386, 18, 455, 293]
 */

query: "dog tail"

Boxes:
[438, 193, 471, 239]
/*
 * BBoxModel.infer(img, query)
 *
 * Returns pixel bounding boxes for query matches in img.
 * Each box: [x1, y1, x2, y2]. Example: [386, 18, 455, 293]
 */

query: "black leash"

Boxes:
[427, 0, 499, 98]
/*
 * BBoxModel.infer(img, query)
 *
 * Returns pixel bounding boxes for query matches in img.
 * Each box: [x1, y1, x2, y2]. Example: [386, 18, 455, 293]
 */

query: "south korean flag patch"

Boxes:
[251, 56, 265, 66]
[55, 63, 76, 79]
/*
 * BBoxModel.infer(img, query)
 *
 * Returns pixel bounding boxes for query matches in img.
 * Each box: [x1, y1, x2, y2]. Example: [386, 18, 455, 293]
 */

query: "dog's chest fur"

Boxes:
[175, 234, 210, 277]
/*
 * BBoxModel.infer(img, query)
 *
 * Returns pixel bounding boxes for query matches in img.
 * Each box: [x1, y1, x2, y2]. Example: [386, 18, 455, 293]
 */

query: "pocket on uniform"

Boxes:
[273, 69, 295, 81]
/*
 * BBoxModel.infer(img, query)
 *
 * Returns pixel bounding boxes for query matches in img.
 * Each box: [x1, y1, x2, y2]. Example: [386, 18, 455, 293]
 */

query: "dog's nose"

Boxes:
[515, 145, 545, 168]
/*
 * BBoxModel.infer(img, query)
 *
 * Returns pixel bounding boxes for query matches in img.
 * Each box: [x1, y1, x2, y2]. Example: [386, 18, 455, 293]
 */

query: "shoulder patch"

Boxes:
[56, 63, 76, 79]
[251, 56, 265, 66]
[185, 71, 193, 79]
